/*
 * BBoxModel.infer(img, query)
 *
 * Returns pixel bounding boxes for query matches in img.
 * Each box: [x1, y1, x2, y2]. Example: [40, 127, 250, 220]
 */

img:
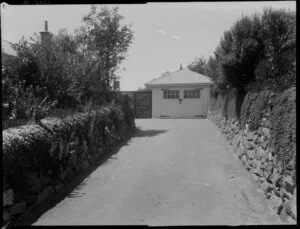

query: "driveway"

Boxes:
[21, 119, 282, 225]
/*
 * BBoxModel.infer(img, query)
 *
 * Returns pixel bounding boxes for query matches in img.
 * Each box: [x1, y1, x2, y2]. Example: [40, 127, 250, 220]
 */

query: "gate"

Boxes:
[134, 91, 152, 118]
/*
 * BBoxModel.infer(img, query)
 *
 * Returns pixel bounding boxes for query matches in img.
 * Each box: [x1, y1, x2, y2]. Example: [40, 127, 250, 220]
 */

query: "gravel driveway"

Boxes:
[21, 119, 282, 225]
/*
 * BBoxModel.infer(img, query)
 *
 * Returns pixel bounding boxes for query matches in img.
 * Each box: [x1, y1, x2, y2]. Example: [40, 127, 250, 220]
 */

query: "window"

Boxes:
[163, 89, 180, 99]
[184, 89, 201, 99]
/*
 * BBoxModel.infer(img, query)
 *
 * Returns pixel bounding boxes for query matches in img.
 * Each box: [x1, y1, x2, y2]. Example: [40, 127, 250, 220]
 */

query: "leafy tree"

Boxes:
[253, 7, 296, 91]
[187, 56, 206, 75]
[215, 13, 263, 92]
[82, 6, 134, 96]
[204, 56, 220, 83]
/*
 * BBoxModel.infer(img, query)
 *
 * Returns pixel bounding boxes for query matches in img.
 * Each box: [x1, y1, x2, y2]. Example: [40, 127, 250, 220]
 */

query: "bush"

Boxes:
[240, 90, 274, 130]
[2, 104, 135, 196]
[213, 7, 295, 93]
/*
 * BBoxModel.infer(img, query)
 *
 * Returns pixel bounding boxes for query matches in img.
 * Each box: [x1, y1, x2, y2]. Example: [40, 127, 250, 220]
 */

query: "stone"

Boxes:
[251, 173, 260, 183]
[261, 140, 268, 149]
[37, 186, 54, 205]
[260, 181, 273, 195]
[55, 184, 64, 192]
[268, 194, 282, 213]
[90, 145, 97, 155]
[10, 201, 27, 215]
[246, 132, 254, 141]
[69, 149, 77, 155]
[283, 176, 295, 195]
[241, 155, 247, 164]
[69, 154, 78, 168]
[261, 117, 267, 126]
[271, 170, 281, 186]
[253, 134, 261, 144]
[262, 127, 271, 139]
[60, 167, 75, 182]
[263, 170, 271, 180]
[31, 180, 43, 193]
[26, 195, 37, 204]
[69, 141, 77, 149]
[3, 189, 14, 207]
[279, 207, 289, 222]
[42, 176, 52, 186]
[3, 209, 11, 221]
[265, 163, 274, 173]
[247, 150, 255, 160]
[244, 141, 254, 150]
[253, 167, 264, 177]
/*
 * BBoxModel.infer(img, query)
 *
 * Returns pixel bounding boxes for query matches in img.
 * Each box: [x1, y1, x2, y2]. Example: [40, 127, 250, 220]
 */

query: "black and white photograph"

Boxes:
[1, 1, 296, 226]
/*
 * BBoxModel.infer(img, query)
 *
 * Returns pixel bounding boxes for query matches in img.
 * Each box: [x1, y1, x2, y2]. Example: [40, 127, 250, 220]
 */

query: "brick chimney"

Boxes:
[39, 20, 53, 45]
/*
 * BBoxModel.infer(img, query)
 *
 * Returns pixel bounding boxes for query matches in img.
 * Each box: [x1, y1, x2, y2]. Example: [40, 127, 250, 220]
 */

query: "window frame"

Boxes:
[183, 88, 201, 99]
[163, 89, 180, 99]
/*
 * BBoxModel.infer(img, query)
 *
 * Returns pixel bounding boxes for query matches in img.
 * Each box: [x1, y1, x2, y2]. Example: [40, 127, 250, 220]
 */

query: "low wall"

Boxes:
[208, 87, 296, 223]
[2, 104, 135, 226]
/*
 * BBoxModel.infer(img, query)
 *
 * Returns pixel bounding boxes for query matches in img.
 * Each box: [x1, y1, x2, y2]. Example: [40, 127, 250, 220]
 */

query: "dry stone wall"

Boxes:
[207, 87, 296, 223]
[2, 104, 135, 226]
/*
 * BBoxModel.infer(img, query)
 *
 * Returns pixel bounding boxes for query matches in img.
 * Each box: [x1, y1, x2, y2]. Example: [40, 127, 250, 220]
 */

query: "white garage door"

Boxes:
[160, 88, 202, 118]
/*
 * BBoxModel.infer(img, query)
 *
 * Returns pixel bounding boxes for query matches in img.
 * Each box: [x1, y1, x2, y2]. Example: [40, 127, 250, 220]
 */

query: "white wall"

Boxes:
[150, 85, 212, 118]
[152, 88, 162, 117]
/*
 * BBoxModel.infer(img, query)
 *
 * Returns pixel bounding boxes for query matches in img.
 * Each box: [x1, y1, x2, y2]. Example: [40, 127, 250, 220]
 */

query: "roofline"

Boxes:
[144, 68, 212, 85]
[145, 82, 214, 88]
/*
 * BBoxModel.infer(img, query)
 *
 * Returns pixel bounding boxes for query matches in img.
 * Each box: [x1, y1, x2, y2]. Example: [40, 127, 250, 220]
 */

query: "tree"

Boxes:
[215, 13, 263, 92]
[204, 56, 219, 83]
[187, 56, 206, 75]
[82, 6, 134, 95]
[254, 7, 296, 91]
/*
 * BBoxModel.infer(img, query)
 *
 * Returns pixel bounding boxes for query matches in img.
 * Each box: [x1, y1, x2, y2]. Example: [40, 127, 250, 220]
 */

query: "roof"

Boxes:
[1, 40, 17, 56]
[145, 68, 213, 87]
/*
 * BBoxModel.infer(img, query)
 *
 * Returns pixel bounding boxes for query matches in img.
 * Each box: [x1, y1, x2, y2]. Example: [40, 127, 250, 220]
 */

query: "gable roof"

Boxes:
[1, 40, 17, 56]
[145, 68, 213, 87]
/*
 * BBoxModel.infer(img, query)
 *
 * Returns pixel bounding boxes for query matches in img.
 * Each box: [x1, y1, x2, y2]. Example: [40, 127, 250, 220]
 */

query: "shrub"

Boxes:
[212, 7, 295, 93]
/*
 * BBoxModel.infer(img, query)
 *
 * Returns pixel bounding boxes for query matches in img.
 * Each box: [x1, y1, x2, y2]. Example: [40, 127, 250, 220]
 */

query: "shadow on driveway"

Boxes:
[12, 126, 168, 226]
[132, 128, 168, 138]
[12, 130, 135, 226]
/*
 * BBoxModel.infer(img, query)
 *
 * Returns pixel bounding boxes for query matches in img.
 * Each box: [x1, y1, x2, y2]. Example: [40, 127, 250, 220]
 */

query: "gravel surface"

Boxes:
[29, 119, 282, 225]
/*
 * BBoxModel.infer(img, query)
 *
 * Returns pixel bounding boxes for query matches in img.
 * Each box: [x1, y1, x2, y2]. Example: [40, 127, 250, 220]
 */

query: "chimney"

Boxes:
[45, 20, 48, 31]
[180, 63, 183, 70]
[40, 20, 53, 45]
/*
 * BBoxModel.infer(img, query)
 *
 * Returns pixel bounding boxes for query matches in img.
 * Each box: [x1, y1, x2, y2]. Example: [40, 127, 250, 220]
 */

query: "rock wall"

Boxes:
[2, 104, 135, 226]
[207, 87, 296, 223]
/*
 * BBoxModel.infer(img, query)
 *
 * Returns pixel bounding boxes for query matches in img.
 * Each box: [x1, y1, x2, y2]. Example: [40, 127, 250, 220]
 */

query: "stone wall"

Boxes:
[207, 87, 296, 223]
[2, 104, 135, 226]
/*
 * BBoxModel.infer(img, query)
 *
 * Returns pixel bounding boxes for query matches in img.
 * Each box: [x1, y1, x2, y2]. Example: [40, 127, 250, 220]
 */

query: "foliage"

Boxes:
[254, 7, 296, 91]
[81, 5, 134, 94]
[215, 13, 263, 91]
[201, 7, 296, 93]
[187, 56, 206, 75]
[204, 56, 220, 83]
[2, 5, 134, 130]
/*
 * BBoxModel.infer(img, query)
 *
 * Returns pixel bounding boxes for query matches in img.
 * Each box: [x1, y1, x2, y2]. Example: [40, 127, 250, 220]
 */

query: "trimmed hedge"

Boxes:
[3, 103, 135, 204]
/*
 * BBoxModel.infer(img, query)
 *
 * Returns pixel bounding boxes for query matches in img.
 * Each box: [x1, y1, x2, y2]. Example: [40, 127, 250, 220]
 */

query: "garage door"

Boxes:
[160, 88, 202, 118]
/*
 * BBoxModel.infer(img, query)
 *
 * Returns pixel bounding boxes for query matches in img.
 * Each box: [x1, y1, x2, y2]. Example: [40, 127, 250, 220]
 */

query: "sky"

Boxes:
[1, 1, 296, 91]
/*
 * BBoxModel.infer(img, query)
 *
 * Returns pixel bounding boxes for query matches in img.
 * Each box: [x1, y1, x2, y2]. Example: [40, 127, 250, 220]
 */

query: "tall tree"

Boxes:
[82, 6, 134, 94]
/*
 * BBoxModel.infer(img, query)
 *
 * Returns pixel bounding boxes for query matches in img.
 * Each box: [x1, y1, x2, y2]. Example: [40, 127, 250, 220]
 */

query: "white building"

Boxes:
[145, 67, 213, 118]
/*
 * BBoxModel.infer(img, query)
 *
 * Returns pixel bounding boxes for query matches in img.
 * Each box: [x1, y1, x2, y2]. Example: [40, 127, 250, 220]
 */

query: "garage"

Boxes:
[145, 67, 213, 118]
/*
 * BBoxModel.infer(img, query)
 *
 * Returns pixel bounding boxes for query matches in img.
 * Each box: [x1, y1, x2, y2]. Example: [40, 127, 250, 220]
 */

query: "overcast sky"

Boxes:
[1, 2, 296, 91]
